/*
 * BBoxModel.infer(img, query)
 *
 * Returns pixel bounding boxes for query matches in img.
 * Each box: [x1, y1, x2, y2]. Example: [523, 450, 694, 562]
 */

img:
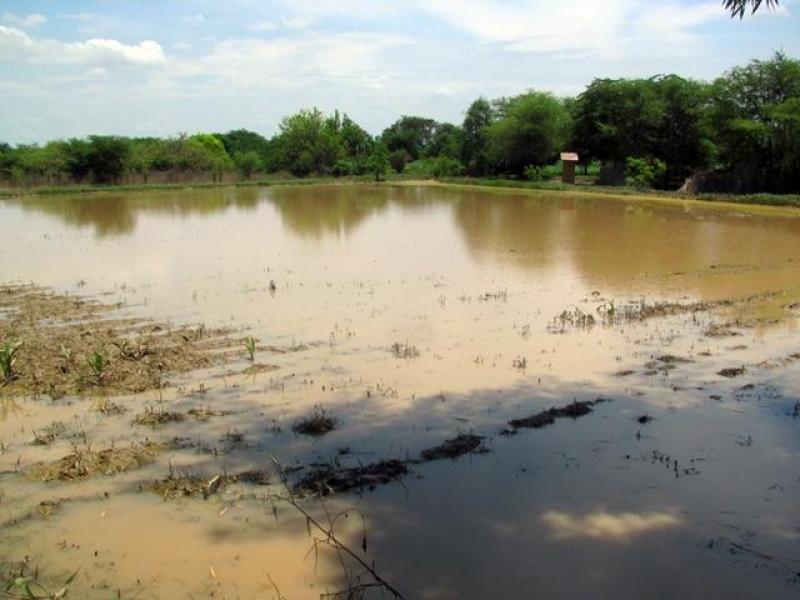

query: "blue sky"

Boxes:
[1, 0, 798, 143]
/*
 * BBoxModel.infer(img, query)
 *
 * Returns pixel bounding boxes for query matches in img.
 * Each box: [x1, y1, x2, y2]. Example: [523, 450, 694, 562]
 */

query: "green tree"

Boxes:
[188, 133, 233, 181]
[275, 108, 344, 176]
[381, 116, 438, 160]
[367, 143, 390, 181]
[572, 78, 663, 167]
[425, 123, 463, 160]
[461, 98, 495, 175]
[389, 149, 408, 174]
[707, 52, 800, 192]
[85, 136, 131, 184]
[233, 150, 263, 179]
[485, 92, 570, 177]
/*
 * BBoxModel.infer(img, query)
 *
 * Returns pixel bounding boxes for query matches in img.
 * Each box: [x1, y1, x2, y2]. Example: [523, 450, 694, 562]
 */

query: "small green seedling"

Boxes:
[243, 337, 257, 361]
[86, 352, 106, 381]
[0, 340, 23, 383]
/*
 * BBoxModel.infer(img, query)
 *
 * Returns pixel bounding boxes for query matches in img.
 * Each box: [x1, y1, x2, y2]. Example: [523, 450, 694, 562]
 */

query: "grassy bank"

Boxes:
[0, 176, 372, 199]
[3, 175, 799, 210]
[439, 177, 800, 208]
[436, 177, 800, 208]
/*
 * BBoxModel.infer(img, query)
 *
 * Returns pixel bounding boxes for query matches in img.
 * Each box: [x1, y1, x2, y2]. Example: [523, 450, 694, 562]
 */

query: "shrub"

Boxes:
[625, 157, 667, 190]
[389, 150, 408, 174]
[524, 165, 545, 181]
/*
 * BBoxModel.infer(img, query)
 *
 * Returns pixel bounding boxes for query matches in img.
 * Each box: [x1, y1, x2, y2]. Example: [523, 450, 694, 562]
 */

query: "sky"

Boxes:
[1, 0, 798, 144]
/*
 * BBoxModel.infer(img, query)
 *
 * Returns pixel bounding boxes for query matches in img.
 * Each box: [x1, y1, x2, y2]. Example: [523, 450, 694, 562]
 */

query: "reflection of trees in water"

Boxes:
[12, 188, 261, 237]
[12, 185, 800, 298]
[450, 188, 564, 272]
[451, 189, 800, 297]
[266, 185, 446, 239]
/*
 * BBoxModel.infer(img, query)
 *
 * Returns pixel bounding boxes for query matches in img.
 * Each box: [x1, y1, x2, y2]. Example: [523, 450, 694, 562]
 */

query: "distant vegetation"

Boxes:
[0, 52, 798, 195]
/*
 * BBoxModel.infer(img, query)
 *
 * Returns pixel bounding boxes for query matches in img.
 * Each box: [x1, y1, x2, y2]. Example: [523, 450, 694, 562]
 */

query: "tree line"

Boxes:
[1, 52, 797, 194]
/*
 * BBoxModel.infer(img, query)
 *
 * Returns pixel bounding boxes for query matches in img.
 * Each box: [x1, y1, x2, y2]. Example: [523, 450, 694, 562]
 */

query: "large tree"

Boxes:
[381, 116, 438, 161]
[461, 98, 495, 175]
[485, 92, 570, 177]
[707, 52, 800, 192]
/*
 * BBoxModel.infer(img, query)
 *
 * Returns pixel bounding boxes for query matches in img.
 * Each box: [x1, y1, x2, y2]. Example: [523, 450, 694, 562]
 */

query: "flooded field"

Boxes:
[1, 183, 799, 599]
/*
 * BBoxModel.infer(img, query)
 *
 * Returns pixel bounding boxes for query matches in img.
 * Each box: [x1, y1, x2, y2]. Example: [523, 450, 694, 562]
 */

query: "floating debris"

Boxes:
[420, 433, 486, 461]
[508, 400, 601, 430]
[389, 342, 420, 359]
[187, 407, 232, 421]
[133, 407, 185, 427]
[294, 460, 408, 496]
[718, 367, 746, 378]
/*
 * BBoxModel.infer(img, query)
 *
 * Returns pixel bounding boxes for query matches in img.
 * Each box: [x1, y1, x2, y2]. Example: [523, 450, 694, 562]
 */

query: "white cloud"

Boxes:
[636, 2, 722, 37]
[183, 13, 206, 24]
[413, 0, 763, 58]
[2, 12, 47, 28]
[171, 32, 410, 88]
[249, 20, 279, 32]
[416, 0, 633, 56]
[281, 16, 315, 29]
[0, 25, 166, 66]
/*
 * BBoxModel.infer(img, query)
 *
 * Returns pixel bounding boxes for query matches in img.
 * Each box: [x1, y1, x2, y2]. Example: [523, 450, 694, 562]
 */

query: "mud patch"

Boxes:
[28, 442, 163, 482]
[0, 284, 233, 398]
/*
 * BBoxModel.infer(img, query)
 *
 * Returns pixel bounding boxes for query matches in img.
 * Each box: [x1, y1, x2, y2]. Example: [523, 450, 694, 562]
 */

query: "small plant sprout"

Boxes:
[87, 352, 106, 382]
[243, 336, 257, 361]
[59, 344, 72, 373]
[0, 340, 23, 383]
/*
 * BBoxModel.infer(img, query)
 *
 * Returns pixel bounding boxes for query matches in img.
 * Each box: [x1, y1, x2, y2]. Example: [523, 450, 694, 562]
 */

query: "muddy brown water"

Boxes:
[1, 183, 799, 599]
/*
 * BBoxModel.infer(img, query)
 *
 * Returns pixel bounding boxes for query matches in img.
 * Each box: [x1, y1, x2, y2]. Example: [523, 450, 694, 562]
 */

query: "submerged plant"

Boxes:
[86, 352, 106, 382]
[243, 336, 257, 361]
[0, 340, 23, 383]
[1, 560, 79, 600]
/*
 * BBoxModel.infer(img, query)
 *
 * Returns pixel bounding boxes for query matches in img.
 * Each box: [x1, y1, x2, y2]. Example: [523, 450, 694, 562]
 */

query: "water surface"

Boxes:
[1, 184, 799, 599]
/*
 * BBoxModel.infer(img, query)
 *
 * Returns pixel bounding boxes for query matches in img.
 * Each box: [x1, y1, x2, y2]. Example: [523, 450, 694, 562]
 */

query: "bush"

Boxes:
[524, 165, 545, 181]
[625, 157, 667, 190]
[232, 151, 262, 179]
[389, 150, 408, 174]
[405, 157, 464, 178]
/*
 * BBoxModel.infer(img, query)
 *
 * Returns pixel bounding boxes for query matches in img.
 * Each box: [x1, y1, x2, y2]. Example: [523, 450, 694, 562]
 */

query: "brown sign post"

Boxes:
[560, 152, 579, 185]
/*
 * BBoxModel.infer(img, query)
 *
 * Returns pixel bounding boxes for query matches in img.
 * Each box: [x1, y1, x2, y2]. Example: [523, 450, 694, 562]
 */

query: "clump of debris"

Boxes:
[133, 407, 185, 427]
[28, 442, 163, 482]
[292, 407, 337, 436]
[420, 433, 486, 461]
[507, 399, 606, 431]
[294, 460, 409, 496]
